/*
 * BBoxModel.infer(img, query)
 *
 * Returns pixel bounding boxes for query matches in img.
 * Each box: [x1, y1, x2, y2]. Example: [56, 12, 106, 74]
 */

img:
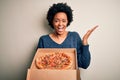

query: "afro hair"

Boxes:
[47, 3, 73, 29]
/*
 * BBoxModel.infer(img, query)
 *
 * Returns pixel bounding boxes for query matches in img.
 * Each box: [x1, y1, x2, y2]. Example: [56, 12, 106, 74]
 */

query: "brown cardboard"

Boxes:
[27, 69, 77, 80]
[26, 48, 80, 80]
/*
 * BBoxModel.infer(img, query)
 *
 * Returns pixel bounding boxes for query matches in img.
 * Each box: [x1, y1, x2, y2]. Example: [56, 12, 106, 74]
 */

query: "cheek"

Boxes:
[64, 22, 68, 27]
[65, 21, 68, 26]
[66, 23, 68, 26]
[52, 21, 57, 25]
[53, 23, 58, 28]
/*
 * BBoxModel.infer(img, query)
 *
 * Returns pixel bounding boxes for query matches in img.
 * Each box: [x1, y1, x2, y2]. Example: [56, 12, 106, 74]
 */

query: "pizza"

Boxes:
[35, 52, 72, 69]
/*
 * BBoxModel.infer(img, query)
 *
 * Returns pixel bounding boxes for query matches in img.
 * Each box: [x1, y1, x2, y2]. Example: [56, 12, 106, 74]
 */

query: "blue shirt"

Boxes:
[37, 31, 91, 69]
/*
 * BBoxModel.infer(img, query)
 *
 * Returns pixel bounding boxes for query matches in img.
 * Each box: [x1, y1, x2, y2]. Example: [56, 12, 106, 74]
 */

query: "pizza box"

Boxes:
[26, 48, 80, 80]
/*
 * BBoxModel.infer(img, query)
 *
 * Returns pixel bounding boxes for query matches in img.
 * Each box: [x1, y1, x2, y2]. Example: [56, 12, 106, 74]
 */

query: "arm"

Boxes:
[78, 45, 91, 69]
[77, 25, 98, 69]
[75, 32, 90, 69]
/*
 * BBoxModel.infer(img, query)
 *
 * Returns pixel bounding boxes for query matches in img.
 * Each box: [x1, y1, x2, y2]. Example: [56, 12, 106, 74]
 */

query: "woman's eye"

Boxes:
[54, 20, 58, 22]
[63, 21, 66, 22]
[62, 20, 67, 23]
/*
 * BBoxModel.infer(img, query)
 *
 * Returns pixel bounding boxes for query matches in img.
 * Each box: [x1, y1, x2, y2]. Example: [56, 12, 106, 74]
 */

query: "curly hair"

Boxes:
[47, 3, 73, 29]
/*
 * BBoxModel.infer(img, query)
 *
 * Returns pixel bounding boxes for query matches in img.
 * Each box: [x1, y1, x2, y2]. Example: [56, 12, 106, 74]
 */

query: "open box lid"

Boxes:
[30, 48, 78, 69]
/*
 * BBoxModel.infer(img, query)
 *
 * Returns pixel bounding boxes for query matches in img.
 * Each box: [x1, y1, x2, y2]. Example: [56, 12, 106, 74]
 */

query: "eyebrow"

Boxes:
[53, 18, 67, 20]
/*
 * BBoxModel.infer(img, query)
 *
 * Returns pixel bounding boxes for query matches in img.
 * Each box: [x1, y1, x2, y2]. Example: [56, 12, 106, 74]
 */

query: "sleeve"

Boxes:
[37, 36, 44, 48]
[76, 32, 91, 69]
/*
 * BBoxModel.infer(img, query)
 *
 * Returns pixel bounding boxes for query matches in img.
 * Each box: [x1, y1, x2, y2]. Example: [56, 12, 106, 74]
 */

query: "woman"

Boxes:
[37, 3, 98, 69]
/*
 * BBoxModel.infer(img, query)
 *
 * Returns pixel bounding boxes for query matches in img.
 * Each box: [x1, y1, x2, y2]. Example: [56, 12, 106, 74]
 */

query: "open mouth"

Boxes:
[57, 26, 64, 32]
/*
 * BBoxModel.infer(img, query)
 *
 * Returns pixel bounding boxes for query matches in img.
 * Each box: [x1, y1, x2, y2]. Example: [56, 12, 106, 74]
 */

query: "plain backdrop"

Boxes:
[0, 0, 120, 80]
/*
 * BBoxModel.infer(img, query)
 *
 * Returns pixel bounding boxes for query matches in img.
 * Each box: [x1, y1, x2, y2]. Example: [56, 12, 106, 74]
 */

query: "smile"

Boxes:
[58, 26, 64, 31]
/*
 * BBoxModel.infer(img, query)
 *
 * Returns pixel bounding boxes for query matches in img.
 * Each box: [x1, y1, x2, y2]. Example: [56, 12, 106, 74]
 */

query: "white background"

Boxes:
[0, 0, 120, 80]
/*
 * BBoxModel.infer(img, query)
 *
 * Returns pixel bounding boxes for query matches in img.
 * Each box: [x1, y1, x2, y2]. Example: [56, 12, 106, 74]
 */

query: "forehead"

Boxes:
[54, 12, 67, 19]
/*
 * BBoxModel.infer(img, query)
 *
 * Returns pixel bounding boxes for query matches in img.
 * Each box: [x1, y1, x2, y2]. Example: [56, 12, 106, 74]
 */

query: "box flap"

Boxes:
[27, 69, 77, 80]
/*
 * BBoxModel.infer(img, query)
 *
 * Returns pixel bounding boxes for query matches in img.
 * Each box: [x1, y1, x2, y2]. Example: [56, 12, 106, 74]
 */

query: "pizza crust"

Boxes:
[35, 52, 72, 70]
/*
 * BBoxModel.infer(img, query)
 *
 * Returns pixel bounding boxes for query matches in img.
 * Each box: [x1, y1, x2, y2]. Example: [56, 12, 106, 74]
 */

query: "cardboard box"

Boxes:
[26, 48, 80, 80]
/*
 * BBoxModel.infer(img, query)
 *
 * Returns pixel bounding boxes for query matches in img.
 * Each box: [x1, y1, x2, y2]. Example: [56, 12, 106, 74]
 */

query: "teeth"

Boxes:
[58, 26, 63, 31]
[58, 26, 63, 29]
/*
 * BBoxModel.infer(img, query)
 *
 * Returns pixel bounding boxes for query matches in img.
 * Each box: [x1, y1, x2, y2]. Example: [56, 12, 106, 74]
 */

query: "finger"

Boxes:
[90, 25, 99, 32]
[83, 30, 91, 39]
[84, 25, 99, 38]
[87, 25, 98, 36]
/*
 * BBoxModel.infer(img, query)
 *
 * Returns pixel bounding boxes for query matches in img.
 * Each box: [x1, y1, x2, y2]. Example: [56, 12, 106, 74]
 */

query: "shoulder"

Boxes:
[39, 34, 49, 40]
[69, 31, 80, 37]
[69, 31, 81, 41]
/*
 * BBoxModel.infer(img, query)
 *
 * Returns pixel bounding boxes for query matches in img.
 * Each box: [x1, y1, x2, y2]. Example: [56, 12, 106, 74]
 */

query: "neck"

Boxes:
[53, 31, 68, 39]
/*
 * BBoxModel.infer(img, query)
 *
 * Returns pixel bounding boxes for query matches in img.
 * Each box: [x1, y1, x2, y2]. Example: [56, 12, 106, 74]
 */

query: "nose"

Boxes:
[59, 21, 62, 26]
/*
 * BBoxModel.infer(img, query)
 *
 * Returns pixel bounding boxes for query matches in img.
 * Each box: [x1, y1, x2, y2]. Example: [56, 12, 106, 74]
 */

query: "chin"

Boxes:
[56, 31, 65, 35]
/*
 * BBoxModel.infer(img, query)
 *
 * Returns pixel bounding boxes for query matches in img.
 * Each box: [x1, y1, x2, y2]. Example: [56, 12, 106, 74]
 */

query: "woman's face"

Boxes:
[52, 12, 68, 35]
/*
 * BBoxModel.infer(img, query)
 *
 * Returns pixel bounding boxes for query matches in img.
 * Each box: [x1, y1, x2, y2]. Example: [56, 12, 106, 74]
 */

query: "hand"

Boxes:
[82, 25, 98, 45]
